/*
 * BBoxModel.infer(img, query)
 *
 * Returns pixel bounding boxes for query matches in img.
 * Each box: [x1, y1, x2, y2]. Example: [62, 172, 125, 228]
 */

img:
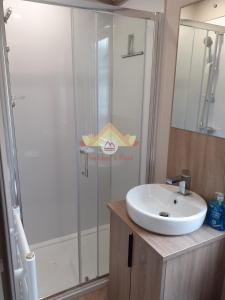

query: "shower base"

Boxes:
[31, 224, 110, 298]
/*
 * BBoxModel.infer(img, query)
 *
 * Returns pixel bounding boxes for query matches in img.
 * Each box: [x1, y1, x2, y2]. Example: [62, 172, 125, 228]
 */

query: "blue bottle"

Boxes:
[207, 192, 225, 231]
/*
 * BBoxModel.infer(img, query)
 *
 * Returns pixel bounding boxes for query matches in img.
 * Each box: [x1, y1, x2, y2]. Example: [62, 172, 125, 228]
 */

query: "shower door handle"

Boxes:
[80, 148, 89, 178]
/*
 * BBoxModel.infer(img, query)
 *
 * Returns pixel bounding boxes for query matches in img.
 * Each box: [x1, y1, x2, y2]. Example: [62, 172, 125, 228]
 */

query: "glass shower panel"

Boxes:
[97, 14, 151, 277]
[96, 13, 113, 277]
[72, 9, 114, 282]
[72, 8, 99, 283]
[110, 15, 147, 201]
[4, 0, 79, 297]
[72, 11, 150, 281]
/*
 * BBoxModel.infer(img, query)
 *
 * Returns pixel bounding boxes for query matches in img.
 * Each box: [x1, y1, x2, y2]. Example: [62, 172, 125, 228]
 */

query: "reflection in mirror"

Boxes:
[172, 1, 225, 138]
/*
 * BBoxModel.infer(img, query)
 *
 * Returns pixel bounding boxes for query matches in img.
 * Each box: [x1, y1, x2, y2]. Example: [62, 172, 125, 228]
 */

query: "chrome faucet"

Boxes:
[166, 174, 191, 196]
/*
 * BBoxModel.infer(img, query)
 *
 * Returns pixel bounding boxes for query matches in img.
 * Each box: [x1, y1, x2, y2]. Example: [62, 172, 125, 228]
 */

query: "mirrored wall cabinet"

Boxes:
[168, 0, 225, 201]
[172, 4, 225, 138]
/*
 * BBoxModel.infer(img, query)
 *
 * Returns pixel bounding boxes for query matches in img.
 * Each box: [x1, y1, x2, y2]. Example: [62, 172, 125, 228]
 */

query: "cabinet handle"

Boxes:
[128, 233, 133, 268]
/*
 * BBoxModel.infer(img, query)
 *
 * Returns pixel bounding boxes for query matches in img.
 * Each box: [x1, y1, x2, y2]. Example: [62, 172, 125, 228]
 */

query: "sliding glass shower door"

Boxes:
[72, 9, 99, 283]
[72, 9, 113, 282]
[73, 9, 151, 283]
[3, 0, 158, 298]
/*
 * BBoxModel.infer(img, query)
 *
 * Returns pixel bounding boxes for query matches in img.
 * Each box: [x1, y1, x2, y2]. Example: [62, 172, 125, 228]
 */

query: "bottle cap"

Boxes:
[215, 192, 224, 203]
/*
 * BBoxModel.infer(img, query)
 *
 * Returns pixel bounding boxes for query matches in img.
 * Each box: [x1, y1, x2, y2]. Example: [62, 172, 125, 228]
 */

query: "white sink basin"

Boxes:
[126, 184, 207, 235]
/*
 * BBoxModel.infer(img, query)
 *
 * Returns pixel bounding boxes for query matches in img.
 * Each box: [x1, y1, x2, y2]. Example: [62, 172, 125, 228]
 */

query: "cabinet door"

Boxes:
[130, 235, 164, 300]
[164, 239, 225, 300]
[109, 213, 132, 300]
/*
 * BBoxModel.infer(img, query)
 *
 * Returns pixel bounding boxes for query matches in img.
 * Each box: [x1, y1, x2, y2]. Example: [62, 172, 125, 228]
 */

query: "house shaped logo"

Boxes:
[81, 123, 137, 155]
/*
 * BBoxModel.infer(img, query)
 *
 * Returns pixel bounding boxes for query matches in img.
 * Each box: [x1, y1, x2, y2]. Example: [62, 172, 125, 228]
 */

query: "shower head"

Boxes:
[204, 36, 213, 48]
[4, 7, 12, 24]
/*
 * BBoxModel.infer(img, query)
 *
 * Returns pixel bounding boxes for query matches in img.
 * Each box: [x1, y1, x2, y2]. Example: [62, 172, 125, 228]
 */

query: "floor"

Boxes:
[74, 287, 109, 300]
[32, 225, 110, 298]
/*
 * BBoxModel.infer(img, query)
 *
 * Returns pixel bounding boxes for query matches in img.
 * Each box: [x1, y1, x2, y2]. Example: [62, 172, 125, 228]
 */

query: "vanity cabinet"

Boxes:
[108, 201, 225, 300]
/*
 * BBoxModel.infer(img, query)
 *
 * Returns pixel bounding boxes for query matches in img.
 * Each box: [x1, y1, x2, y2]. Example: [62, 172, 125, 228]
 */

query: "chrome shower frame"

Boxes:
[0, 1, 164, 299]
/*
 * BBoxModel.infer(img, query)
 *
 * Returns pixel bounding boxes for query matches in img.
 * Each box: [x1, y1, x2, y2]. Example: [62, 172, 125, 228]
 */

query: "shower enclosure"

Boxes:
[0, 0, 161, 299]
[172, 20, 225, 136]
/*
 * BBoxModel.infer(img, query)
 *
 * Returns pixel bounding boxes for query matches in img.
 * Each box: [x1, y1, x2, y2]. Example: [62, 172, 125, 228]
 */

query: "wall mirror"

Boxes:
[172, 1, 225, 138]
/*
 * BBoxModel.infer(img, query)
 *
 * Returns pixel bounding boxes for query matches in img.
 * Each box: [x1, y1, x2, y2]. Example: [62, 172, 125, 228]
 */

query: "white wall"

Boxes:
[5, 0, 78, 244]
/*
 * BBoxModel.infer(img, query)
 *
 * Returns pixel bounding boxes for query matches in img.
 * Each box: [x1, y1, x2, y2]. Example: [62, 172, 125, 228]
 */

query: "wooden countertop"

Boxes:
[108, 200, 225, 261]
